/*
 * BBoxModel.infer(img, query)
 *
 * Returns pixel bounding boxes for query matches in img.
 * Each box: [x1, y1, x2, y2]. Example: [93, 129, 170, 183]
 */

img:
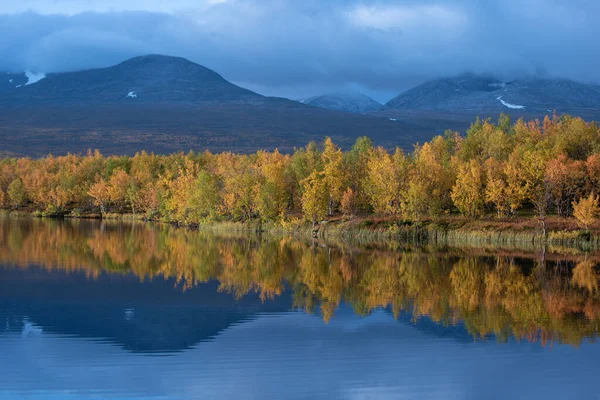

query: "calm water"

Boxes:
[1, 218, 600, 399]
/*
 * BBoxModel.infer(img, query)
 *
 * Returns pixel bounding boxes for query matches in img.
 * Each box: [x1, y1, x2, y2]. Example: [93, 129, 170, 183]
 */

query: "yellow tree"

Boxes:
[187, 170, 221, 223]
[340, 187, 357, 216]
[485, 158, 510, 218]
[88, 177, 110, 214]
[255, 149, 291, 220]
[546, 154, 586, 216]
[107, 168, 133, 211]
[451, 159, 484, 218]
[365, 147, 397, 214]
[345, 136, 374, 212]
[301, 171, 328, 227]
[572, 193, 599, 232]
[135, 181, 162, 217]
[7, 178, 27, 209]
[404, 138, 454, 218]
[214, 153, 258, 220]
[520, 149, 551, 235]
[321, 137, 345, 215]
[503, 151, 529, 216]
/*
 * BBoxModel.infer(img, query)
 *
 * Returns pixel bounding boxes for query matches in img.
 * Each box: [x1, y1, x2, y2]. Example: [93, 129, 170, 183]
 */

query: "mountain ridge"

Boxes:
[1, 55, 599, 157]
[0, 54, 265, 104]
[384, 74, 600, 115]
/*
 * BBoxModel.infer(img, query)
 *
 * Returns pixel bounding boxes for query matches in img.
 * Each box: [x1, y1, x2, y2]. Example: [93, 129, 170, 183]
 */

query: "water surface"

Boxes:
[1, 218, 600, 399]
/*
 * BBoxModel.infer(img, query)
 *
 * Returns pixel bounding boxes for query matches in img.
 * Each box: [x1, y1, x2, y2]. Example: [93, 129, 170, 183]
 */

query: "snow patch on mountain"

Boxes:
[24, 71, 46, 85]
[497, 96, 525, 109]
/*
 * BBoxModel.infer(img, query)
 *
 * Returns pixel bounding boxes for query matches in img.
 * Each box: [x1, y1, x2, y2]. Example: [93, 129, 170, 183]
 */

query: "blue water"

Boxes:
[1, 266, 599, 400]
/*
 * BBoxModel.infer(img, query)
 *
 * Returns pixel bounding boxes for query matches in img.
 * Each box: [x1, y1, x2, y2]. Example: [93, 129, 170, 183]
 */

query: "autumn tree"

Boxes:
[484, 158, 511, 218]
[344, 136, 374, 211]
[254, 150, 291, 221]
[572, 193, 599, 232]
[136, 181, 162, 217]
[340, 187, 357, 216]
[288, 142, 322, 211]
[364, 147, 401, 215]
[585, 154, 600, 195]
[7, 178, 26, 209]
[503, 151, 529, 216]
[404, 137, 454, 219]
[301, 171, 328, 227]
[321, 137, 345, 215]
[520, 149, 552, 235]
[451, 159, 484, 218]
[88, 177, 110, 214]
[187, 170, 221, 222]
[546, 155, 586, 216]
[107, 168, 134, 212]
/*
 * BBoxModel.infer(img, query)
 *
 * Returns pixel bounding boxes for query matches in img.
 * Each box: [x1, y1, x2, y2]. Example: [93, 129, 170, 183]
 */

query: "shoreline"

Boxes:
[2, 210, 599, 251]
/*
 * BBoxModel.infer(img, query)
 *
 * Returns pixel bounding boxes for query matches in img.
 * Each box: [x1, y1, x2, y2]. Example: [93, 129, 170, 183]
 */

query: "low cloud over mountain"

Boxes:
[1, 0, 600, 102]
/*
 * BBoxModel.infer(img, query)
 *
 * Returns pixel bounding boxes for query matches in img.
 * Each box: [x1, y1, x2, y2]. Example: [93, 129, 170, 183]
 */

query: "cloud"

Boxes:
[0, 0, 599, 102]
[347, 4, 466, 32]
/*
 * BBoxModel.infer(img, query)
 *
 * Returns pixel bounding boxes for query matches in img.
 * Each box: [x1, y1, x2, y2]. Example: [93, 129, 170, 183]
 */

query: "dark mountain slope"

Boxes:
[1, 55, 262, 104]
[2, 58, 599, 157]
[0, 55, 422, 156]
[384, 74, 600, 115]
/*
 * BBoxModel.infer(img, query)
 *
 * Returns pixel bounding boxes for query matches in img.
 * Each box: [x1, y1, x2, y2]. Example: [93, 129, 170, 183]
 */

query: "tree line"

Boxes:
[1, 114, 600, 228]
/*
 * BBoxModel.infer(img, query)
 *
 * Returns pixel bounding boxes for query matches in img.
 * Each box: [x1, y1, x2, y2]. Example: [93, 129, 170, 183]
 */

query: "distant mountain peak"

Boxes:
[303, 90, 381, 113]
[385, 73, 600, 113]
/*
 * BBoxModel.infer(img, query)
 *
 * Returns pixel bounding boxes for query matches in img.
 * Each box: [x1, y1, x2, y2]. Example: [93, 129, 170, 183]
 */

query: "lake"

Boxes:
[1, 218, 600, 399]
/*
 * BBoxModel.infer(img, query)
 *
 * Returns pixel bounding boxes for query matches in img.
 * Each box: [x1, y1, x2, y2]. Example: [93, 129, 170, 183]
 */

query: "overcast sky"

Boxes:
[1, 0, 599, 102]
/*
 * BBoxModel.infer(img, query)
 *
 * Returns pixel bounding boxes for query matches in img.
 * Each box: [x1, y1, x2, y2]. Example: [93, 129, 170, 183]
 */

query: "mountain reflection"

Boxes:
[2, 217, 600, 347]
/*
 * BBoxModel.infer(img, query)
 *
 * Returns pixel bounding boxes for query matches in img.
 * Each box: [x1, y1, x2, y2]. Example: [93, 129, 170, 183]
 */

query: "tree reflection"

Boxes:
[2, 217, 600, 346]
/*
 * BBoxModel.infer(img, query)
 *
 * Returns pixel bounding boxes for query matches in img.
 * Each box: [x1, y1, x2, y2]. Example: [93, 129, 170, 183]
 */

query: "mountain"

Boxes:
[0, 55, 261, 104]
[384, 73, 600, 117]
[0, 55, 420, 157]
[371, 73, 600, 137]
[302, 91, 382, 113]
[2, 57, 599, 157]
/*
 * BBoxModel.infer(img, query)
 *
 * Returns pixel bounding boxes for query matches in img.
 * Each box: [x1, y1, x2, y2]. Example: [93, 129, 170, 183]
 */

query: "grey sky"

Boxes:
[1, 0, 599, 102]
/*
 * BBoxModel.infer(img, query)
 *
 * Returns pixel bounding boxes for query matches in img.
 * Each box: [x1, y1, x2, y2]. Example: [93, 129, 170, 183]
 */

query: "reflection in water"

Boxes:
[1, 217, 600, 347]
[3, 218, 600, 399]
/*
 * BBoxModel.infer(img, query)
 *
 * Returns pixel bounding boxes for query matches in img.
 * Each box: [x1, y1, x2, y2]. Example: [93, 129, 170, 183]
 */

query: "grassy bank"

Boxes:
[2, 209, 599, 251]
[289, 214, 600, 251]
